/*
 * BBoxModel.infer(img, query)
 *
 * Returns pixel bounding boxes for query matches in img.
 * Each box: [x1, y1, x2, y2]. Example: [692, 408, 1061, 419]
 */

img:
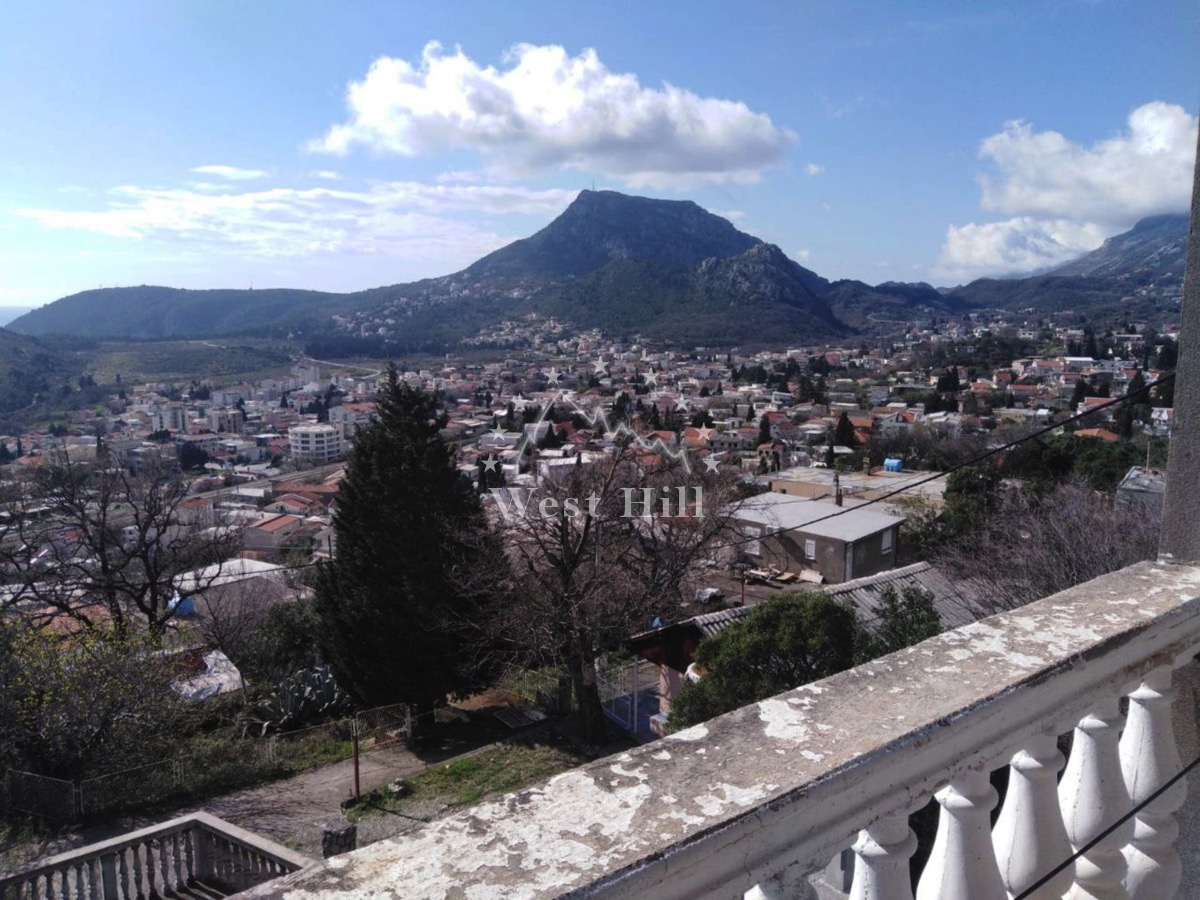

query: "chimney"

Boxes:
[833, 470, 842, 507]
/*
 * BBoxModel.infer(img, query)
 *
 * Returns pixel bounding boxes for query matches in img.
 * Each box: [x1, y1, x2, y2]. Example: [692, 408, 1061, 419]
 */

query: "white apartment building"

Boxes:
[150, 402, 188, 433]
[288, 423, 345, 464]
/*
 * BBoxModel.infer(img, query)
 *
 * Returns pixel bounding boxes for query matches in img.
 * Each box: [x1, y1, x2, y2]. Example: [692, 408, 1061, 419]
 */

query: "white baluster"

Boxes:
[1120, 666, 1186, 899]
[850, 813, 916, 900]
[993, 733, 1074, 899]
[915, 769, 1006, 900]
[744, 862, 817, 900]
[1059, 698, 1132, 900]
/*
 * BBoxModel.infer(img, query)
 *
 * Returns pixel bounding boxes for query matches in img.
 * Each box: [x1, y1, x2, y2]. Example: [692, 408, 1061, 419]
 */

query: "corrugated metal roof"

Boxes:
[823, 561, 988, 630]
[688, 606, 753, 639]
[630, 563, 989, 649]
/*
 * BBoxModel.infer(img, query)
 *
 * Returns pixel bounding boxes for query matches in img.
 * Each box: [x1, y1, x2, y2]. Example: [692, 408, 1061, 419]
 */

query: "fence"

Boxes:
[497, 664, 571, 716]
[354, 702, 408, 750]
[4, 771, 75, 824]
[596, 657, 658, 739]
[4, 704, 404, 824]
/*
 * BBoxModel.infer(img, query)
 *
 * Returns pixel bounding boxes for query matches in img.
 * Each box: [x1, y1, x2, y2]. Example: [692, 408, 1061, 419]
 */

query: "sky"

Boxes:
[0, 1, 1196, 310]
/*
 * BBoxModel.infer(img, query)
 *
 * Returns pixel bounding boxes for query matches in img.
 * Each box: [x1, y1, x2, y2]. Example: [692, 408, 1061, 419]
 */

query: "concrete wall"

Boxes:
[747, 524, 900, 584]
[848, 526, 900, 581]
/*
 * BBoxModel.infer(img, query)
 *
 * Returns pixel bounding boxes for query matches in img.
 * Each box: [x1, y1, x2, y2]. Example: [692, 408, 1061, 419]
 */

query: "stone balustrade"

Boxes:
[0, 811, 312, 899]
[242, 559, 1200, 899]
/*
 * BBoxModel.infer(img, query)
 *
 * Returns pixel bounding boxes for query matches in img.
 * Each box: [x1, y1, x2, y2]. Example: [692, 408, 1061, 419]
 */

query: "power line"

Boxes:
[1012, 744, 1200, 899]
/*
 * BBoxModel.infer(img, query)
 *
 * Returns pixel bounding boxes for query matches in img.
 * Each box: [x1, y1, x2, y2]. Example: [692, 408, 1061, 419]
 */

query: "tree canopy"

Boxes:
[668, 592, 860, 729]
[667, 586, 943, 731]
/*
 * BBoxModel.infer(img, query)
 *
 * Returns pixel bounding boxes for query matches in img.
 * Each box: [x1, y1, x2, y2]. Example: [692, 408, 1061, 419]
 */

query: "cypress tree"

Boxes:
[834, 410, 856, 447]
[314, 364, 490, 710]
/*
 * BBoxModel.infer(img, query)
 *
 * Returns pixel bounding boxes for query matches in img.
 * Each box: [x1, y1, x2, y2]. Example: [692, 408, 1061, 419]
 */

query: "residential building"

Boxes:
[240, 513, 304, 552]
[731, 493, 903, 584]
[289, 423, 345, 464]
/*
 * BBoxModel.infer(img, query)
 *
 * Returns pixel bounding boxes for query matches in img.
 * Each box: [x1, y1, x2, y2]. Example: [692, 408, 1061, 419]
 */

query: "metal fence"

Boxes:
[78, 758, 185, 819]
[596, 657, 658, 739]
[5, 770, 76, 822]
[355, 702, 408, 750]
[6, 706, 405, 823]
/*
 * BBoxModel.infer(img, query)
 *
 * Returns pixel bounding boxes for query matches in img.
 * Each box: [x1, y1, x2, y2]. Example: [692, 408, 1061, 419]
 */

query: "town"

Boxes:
[3, 5, 1197, 897]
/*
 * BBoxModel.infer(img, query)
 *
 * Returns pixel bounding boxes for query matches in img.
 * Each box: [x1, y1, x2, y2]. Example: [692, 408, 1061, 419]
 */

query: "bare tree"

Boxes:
[192, 573, 300, 693]
[936, 479, 1158, 612]
[0, 457, 236, 635]
[478, 441, 742, 744]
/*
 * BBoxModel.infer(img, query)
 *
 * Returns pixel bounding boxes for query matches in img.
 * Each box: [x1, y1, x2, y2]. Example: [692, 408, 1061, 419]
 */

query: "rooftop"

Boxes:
[733, 493, 902, 542]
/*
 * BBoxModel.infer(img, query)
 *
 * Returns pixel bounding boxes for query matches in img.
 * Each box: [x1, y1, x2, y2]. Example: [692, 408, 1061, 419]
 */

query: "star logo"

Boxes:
[481, 377, 696, 476]
[703, 456, 720, 473]
[675, 397, 690, 411]
[644, 372, 658, 387]
[593, 358, 608, 376]
[481, 455, 499, 472]
[696, 425, 714, 442]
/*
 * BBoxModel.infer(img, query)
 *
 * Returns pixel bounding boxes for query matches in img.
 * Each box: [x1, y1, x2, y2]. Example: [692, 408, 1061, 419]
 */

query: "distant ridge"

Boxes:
[9, 191, 853, 346]
[13, 194, 1184, 348]
[949, 213, 1188, 317]
[1048, 213, 1188, 280]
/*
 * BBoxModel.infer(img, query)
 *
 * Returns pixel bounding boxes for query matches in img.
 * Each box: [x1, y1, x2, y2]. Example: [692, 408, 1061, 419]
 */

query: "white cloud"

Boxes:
[310, 41, 796, 188]
[190, 164, 270, 180]
[435, 169, 486, 184]
[14, 180, 577, 269]
[977, 102, 1196, 225]
[938, 101, 1197, 280]
[309, 169, 343, 181]
[936, 217, 1108, 283]
[804, 162, 824, 177]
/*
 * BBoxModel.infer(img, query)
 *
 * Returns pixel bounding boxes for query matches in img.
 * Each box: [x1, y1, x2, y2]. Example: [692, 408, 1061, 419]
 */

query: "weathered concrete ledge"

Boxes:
[246, 560, 1200, 900]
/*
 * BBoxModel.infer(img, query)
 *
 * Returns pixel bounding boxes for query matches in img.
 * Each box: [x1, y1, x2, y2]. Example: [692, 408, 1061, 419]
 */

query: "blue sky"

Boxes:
[1, 1, 1196, 309]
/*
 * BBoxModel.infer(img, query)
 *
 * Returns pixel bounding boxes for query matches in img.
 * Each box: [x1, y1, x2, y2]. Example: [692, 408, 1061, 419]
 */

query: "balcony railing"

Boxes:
[0, 811, 312, 899]
[239, 559, 1200, 899]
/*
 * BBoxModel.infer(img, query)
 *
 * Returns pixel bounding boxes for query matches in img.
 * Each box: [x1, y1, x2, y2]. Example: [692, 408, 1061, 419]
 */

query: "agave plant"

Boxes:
[244, 665, 348, 736]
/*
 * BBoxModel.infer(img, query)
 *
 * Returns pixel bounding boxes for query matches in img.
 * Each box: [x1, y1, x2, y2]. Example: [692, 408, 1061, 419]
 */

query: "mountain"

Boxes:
[0, 307, 36, 327]
[466, 190, 765, 278]
[456, 191, 842, 343]
[0, 328, 79, 417]
[949, 214, 1188, 319]
[11, 191, 851, 347]
[541, 242, 843, 344]
[822, 280, 971, 328]
[8, 285, 351, 340]
[12, 200, 1191, 347]
[1048, 214, 1188, 280]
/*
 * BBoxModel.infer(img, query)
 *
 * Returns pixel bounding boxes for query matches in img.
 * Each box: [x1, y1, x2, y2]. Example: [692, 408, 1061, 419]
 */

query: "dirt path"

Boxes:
[200, 743, 429, 858]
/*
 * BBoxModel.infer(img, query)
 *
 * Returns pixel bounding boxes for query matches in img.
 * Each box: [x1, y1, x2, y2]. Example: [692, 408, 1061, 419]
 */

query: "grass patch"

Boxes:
[82, 339, 296, 384]
[347, 740, 587, 823]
